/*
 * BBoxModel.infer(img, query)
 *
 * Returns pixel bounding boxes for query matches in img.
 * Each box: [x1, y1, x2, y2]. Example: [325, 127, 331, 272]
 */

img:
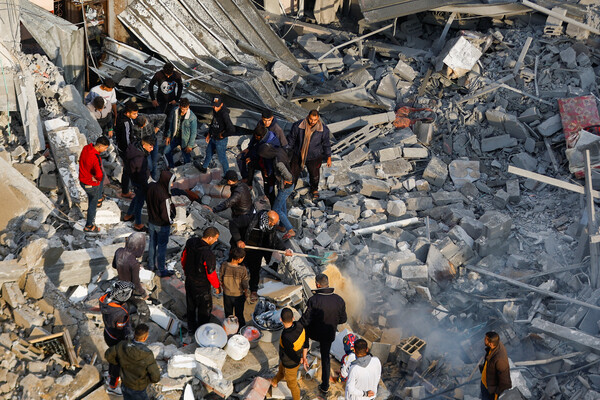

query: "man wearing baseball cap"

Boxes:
[197, 95, 234, 174]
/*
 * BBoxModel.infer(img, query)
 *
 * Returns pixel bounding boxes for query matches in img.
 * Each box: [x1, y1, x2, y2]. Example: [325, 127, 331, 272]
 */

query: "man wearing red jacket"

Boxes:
[181, 227, 222, 334]
[79, 136, 110, 232]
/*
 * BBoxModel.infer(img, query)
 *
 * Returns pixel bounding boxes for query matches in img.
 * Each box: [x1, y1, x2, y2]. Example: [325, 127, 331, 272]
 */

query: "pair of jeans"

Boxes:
[164, 136, 192, 168]
[273, 184, 295, 231]
[147, 144, 159, 181]
[148, 223, 170, 272]
[319, 340, 333, 391]
[186, 285, 213, 334]
[126, 184, 146, 225]
[273, 362, 301, 400]
[223, 294, 246, 328]
[122, 385, 149, 400]
[81, 180, 104, 227]
[202, 137, 229, 173]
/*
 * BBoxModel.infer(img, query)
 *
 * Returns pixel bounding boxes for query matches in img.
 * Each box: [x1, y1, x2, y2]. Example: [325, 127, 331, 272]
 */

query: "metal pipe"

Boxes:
[521, 0, 600, 35]
[353, 217, 420, 236]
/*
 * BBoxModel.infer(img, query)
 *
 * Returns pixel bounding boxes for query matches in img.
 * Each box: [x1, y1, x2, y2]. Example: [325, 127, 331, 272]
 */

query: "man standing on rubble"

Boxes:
[149, 62, 183, 131]
[87, 97, 114, 137]
[345, 339, 381, 400]
[300, 273, 347, 395]
[230, 210, 293, 303]
[181, 227, 222, 334]
[85, 77, 117, 132]
[114, 232, 147, 298]
[287, 109, 331, 199]
[115, 102, 140, 199]
[197, 95, 234, 173]
[79, 135, 110, 233]
[480, 331, 511, 400]
[123, 136, 155, 232]
[134, 114, 166, 181]
[100, 280, 135, 395]
[146, 170, 176, 278]
[164, 98, 197, 168]
[105, 323, 160, 400]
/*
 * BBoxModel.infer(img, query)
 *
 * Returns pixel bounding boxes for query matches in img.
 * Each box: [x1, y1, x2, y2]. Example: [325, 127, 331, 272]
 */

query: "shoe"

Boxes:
[194, 160, 207, 173]
[249, 291, 258, 304]
[105, 384, 122, 396]
[83, 224, 100, 233]
[158, 270, 175, 278]
[312, 191, 319, 199]
[119, 192, 135, 199]
[97, 195, 105, 208]
[123, 214, 134, 222]
[133, 224, 147, 232]
[318, 384, 329, 394]
[282, 230, 296, 241]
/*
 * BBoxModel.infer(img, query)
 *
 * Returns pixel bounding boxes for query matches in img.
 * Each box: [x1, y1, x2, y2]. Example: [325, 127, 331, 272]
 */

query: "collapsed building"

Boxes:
[1, 0, 600, 399]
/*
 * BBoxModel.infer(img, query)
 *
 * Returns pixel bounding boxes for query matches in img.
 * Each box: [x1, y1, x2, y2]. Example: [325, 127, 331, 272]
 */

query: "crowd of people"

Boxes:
[80, 66, 511, 399]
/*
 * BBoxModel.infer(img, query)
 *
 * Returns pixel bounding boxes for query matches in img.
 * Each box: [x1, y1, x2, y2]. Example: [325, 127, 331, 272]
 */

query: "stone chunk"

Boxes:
[394, 59, 417, 82]
[24, 272, 49, 299]
[506, 179, 520, 204]
[511, 152, 537, 171]
[537, 115, 562, 137]
[360, 179, 390, 199]
[426, 245, 456, 282]
[405, 196, 433, 211]
[2, 282, 26, 308]
[371, 233, 397, 251]
[168, 354, 197, 378]
[363, 199, 387, 212]
[459, 216, 484, 240]
[448, 225, 474, 248]
[481, 134, 518, 152]
[431, 191, 466, 206]
[14, 163, 41, 181]
[385, 251, 418, 276]
[401, 264, 428, 283]
[422, 157, 448, 187]
[518, 107, 541, 123]
[386, 200, 407, 217]
[402, 146, 428, 159]
[13, 305, 45, 329]
[195, 347, 227, 370]
[380, 158, 413, 177]
[493, 189, 509, 209]
[333, 202, 361, 220]
[479, 211, 512, 240]
[377, 147, 403, 162]
[21, 218, 41, 232]
[315, 231, 332, 247]
[448, 160, 480, 188]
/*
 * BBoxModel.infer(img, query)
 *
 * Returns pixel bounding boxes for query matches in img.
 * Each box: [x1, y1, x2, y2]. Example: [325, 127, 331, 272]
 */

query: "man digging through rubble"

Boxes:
[300, 273, 347, 395]
[181, 227, 222, 335]
[134, 114, 166, 181]
[123, 136, 155, 232]
[480, 331, 512, 400]
[87, 96, 114, 137]
[229, 210, 293, 303]
[271, 307, 309, 400]
[84, 77, 117, 134]
[105, 323, 160, 400]
[288, 109, 331, 200]
[79, 135, 110, 233]
[344, 339, 381, 400]
[146, 170, 176, 277]
[100, 280, 135, 395]
[164, 98, 197, 169]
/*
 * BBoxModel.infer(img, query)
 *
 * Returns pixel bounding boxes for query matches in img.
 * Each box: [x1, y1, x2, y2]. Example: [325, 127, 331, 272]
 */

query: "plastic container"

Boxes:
[240, 325, 263, 349]
[223, 316, 239, 336]
[225, 334, 250, 360]
[195, 323, 228, 348]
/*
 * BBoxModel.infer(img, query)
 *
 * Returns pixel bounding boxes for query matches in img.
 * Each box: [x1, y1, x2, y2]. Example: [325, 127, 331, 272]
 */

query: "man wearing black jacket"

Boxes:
[198, 95, 234, 173]
[181, 227, 222, 333]
[114, 102, 139, 199]
[271, 308, 308, 400]
[123, 137, 155, 231]
[300, 273, 347, 394]
[147, 170, 176, 277]
[480, 331, 511, 400]
[149, 62, 183, 133]
[209, 170, 253, 218]
[230, 210, 292, 303]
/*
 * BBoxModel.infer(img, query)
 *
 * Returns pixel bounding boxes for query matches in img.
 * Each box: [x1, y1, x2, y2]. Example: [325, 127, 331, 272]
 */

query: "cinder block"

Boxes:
[333, 202, 361, 220]
[460, 216, 484, 240]
[401, 264, 429, 283]
[385, 251, 418, 276]
[431, 191, 466, 206]
[371, 233, 397, 251]
[315, 231, 332, 247]
[493, 189, 509, 209]
[506, 179, 520, 204]
[405, 196, 433, 211]
[387, 200, 407, 217]
[422, 157, 448, 187]
[360, 179, 390, 199]
[479, 211, 512, 240]
[13, 305, 45, 329]
[2, 282, 26, 308]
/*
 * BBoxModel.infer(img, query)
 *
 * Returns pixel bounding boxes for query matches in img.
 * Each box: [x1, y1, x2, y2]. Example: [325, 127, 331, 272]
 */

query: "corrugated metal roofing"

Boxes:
[117, 0, 305, 119]
[358, 0, 475, 23]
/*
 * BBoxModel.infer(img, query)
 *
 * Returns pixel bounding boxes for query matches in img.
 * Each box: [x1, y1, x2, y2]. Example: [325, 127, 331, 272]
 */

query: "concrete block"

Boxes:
[380, 158, 413, 177]
[346, 145, 370, 166]
[13, 305, 45, 329]
[156, 276, 186, 312]
[38, 173, 58, 190]
[360, 179, 390, 199]
[371, 233, 397, 251]
[412, 238, 430, 263]
[448, 159, 480, 188]
[560, 47, 577, 68]
[503, 115, 528, 140]
[481, 134, 518, 152]
[385, 275, 407, 290]
[333, 202, 361, 220]
[195, 346, 227, 370]
[402, 146, 428, 159]
[2, 282, 26, 308]
[20, 237, 63, 268]
[214, 222, 232, 245]
[459, 182, 479, 202]
[24, 272, 49, 299]
[415, 179, 430, 192]
[518, 107, 541, 123]
[480, 211, 512, 240]
[422, 157, 448, 187]
[376, 74, 399, 99]
[14, 163, 41, 181]
[448, 225, 474, 248]
[401, 264, 428, 283]
[511, 152, 537, 171]
[474, 236, 508, 257]
[493, 189, 509, 209]
[385, 251, 418, 276]
[378, 147, 403, 162]
[168, 354, 197, 378]
[413, 121, 434, 145]
[405, 196, 433, 211]
[315, 231, 332, 247]
[387, 200, 407, 217]
[394, 59, 417, 82]
[431, 191, 466, 206]
[370, 342, 391, 363]
[537, 115, 562, 137]
[506, 179, 520, 204]
[363, 199, 387, 213]
[95, 200, 121, 225]
[427, 245, 456, 282]
[21, 218, 41, 232]
[486, 109, 508, 129]
[524, 137, 536, 153]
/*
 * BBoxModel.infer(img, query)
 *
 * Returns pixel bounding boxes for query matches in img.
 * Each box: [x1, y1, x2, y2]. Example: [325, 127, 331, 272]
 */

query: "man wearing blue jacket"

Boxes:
[287, 110, 331, 199]
[164, 98, 197, 168]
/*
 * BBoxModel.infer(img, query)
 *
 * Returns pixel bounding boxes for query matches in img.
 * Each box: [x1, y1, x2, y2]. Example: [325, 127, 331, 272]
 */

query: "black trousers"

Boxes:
[223, 294, 246, 328]
[118, 150, 130, 194]
[244, 249, 271, 292]
[319, 340, 333, 391]
[480, 382, 496, 400]
[186, 285, 212, 334]
[104, 332, 122, 387]
[291, 155, 323, 194]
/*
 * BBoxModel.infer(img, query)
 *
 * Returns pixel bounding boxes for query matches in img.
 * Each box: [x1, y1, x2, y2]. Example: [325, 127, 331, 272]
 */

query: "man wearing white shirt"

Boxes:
[85, 78, 117, 130]
[345, 339, 381, 400]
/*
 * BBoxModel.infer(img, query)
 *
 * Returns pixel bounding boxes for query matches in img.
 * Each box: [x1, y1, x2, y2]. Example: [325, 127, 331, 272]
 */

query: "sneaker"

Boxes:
[158, 270, 175, 278]
[194, 160, 207, 173]
[119, 192, 135, 199]
[249, 291, 259, 303]
[318, 384, 329, 394]
[106, 384, 122, 396]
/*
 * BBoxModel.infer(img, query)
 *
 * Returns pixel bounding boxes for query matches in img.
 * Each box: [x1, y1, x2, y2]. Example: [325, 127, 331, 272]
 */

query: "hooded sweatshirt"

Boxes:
[113, 232, 146, 296]
[105, 339, 160, 391]
[345, 354, 382, 400]
[126, 141, 150, 187]
[181, 238, 220, 290]
[258, 143, 293, 189]
[208, 106, 235, 140]
[147, 170, 176, 226]
[100, 293, 133, 341]
[299, 287, 347, 343]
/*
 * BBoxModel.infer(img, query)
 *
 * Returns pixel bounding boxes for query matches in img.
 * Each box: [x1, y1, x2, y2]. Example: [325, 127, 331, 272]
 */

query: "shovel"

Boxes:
[244, 245, 337, 265]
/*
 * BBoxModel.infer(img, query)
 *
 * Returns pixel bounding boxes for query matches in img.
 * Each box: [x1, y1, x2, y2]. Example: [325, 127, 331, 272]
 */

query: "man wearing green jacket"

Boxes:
[164, 98, 197, 168]
[105, 324, 160, 399]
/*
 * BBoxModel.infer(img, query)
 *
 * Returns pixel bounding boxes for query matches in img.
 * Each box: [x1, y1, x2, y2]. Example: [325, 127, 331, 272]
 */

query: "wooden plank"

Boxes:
[585, 149, 600, 288]
[507, 165, 600, 199]
[464, 265, 600, 312]
[432, 12, 457, 54]
[513, 351, 583, 367]
[513, 36, 533, 75]
[531, 318, 600, 355]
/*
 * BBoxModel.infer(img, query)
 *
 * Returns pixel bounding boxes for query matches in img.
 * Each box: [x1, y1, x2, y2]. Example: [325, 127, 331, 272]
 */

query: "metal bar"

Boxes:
[498, 82, 553, 106]
[432, 11, 457, 54]
[521, 0, 600, 35]
[585, 149, 599, 288]
[353, 217, 420, 236]
[318, 22, 394, 61]
[464, 265, 600, 312]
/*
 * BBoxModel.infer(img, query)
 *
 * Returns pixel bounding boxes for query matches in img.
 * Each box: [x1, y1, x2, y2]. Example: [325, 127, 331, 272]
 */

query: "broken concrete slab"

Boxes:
[531, 318, 600, 355]
[448, 159, 480, 188]
[422, 157, 448, 187]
